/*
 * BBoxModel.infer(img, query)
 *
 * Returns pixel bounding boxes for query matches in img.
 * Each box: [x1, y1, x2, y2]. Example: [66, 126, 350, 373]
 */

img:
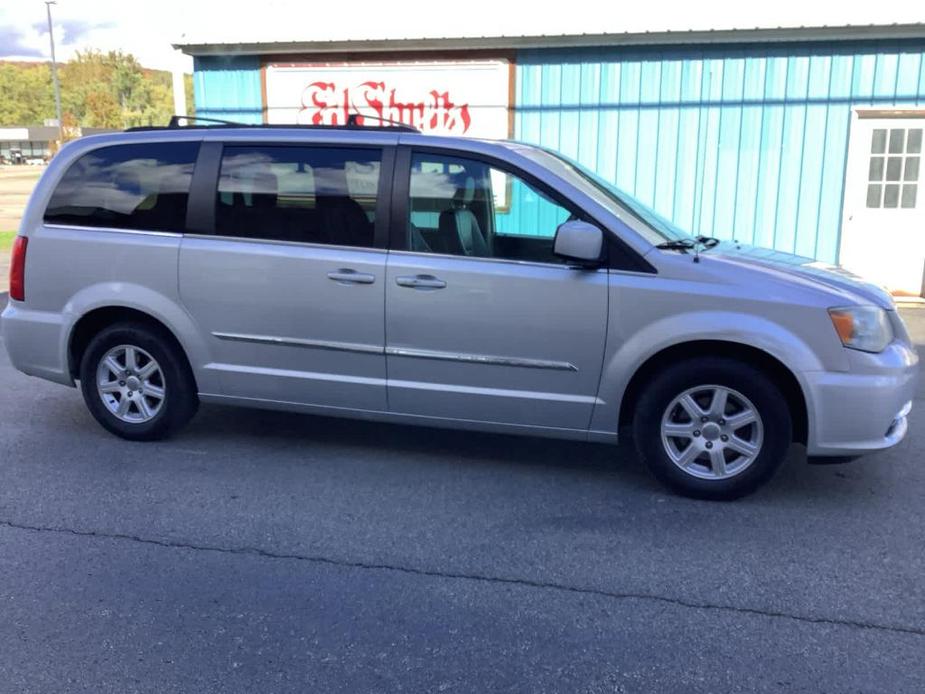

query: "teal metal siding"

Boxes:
[515, 44, 925, 263]
[193, 56, 263, 124]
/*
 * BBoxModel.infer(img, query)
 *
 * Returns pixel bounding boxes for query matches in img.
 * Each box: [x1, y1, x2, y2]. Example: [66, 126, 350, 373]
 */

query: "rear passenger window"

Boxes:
[215, 146, 381, 247]
[44, 142, 199, 232]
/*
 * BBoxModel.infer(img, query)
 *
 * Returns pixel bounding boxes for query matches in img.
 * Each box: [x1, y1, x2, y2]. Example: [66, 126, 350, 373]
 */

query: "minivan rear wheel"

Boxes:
[79, 323, 198, 441]
[632, 357, 791, 500]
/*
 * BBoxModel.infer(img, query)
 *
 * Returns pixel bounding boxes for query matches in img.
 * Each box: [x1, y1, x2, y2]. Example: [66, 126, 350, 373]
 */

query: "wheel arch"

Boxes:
[617, 340, 808, 446]
[68, 306, 198, 392]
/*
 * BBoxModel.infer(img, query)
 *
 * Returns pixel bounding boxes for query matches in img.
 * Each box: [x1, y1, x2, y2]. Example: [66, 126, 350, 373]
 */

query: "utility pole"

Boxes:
[45, 1, 63, 143]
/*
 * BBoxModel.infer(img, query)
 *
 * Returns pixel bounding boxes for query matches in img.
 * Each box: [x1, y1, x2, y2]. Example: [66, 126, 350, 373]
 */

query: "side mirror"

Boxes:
[554, 220, 603, 265]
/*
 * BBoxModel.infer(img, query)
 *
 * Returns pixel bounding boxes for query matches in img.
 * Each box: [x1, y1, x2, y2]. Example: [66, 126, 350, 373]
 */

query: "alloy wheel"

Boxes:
[660, 384, 764, 480]
[95, 344, 166, 423]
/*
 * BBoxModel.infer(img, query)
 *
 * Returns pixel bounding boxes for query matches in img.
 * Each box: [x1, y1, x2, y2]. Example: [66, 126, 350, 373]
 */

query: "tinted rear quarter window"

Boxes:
[44, 141, 200, 232]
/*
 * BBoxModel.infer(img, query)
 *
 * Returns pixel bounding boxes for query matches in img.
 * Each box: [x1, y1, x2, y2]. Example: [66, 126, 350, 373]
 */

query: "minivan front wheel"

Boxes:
[79, 323, 198, 441]
[633, 357, 791, 500]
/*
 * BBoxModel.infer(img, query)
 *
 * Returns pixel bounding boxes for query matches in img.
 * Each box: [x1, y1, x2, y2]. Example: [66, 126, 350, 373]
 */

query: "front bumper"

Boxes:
[804, 339, 918, 456]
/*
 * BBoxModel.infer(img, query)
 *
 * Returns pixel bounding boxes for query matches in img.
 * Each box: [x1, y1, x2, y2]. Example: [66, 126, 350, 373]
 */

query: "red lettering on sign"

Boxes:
[303, 82, 337, 125]
[300, 81, 473, 133]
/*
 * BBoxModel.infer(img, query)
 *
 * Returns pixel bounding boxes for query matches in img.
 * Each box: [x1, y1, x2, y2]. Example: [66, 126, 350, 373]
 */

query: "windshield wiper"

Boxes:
[655, 235, 721, 262]
[655, 238, 696, 250]
[694, 235, 720, 249]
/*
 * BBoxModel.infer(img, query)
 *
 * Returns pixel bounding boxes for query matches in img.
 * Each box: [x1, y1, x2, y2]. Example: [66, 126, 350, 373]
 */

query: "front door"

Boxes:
[840, 113, 924, 295]
[180, 141, 392, 411]
[384, 149, 609, 431]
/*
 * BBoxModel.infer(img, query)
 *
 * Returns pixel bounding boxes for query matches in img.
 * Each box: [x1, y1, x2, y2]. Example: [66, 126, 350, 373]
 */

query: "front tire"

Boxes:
[79, 322, 198, 441]
[632, 357, 792, 500]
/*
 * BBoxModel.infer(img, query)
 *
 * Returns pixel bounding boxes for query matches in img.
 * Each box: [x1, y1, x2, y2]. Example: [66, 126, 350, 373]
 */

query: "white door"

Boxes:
[840, 114, 924, 295]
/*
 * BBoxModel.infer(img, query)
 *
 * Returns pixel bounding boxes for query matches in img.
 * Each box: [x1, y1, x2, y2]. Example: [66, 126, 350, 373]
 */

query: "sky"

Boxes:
[1, 0, 923, 73]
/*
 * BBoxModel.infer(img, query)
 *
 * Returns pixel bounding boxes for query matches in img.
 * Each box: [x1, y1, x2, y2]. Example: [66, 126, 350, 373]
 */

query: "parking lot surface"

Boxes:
[1, 295, 924, 693]
[0, 166, 44, 292]
[0, 166, 43, 232]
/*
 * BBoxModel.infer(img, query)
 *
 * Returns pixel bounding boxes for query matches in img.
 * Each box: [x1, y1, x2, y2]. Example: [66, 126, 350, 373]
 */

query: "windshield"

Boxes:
[515, 145, 694, 243]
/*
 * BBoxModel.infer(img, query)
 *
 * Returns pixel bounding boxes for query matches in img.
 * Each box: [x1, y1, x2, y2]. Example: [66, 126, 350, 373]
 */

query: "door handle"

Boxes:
[327, 268, 375, 285]
[395, 274, 447, 290]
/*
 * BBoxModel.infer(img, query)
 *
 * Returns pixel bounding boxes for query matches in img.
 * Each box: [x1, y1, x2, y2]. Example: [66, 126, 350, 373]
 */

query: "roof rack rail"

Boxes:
[345, 113, 419, 132]
[169, 115, 244, 128]
[124, 114, 420, 133]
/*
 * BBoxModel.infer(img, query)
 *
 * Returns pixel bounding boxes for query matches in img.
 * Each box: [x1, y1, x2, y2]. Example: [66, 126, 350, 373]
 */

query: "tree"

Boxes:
[0, 62, 54, 125]
[185, 74, 196, 116]
[0, 50, 191, 129]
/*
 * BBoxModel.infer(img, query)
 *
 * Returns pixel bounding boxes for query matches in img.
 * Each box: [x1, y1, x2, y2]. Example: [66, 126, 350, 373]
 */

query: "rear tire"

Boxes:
[632, 357, 792, 500]
[78, 322, 198, 441]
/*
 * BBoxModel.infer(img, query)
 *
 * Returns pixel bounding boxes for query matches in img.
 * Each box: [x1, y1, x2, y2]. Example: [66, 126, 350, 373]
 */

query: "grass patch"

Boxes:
[0, 231, 16, 252]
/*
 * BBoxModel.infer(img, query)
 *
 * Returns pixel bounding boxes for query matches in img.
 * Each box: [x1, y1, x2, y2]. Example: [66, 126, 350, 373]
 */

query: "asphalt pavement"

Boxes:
[1, 293, 924, 693]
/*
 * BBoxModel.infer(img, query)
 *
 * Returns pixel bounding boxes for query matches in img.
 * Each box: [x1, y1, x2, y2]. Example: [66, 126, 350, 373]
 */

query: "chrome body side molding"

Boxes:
[212, 332, 578, 372]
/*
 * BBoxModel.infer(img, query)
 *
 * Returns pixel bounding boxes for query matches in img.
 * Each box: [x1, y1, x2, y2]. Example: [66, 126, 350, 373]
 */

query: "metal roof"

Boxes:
[174, 23, 925, 57]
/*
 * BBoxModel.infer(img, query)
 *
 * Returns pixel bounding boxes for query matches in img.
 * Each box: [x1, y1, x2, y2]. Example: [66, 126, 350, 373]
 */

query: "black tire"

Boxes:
[632, 357, 792, 500]
[78, 322, 198, 441]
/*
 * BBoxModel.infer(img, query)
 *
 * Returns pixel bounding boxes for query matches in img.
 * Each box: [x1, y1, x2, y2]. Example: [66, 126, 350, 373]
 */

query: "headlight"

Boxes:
[828, 306, 894, 353]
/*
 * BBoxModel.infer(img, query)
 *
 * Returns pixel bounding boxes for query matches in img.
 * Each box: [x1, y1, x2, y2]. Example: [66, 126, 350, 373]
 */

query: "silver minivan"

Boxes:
[2, 119, 918, 499]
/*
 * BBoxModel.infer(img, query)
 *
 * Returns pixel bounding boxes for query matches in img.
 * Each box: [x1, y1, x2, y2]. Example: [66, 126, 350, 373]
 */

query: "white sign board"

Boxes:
[265, 61, 510, 139]
[0, 128, 30, 140]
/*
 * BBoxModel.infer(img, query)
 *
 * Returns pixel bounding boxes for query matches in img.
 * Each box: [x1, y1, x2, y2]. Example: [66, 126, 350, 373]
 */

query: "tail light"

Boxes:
[9, 236, 27, 302]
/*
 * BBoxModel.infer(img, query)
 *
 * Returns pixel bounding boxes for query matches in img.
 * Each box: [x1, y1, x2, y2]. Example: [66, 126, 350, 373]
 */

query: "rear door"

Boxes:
[384, 147, 609, 431]
[179, 137, 394, 411]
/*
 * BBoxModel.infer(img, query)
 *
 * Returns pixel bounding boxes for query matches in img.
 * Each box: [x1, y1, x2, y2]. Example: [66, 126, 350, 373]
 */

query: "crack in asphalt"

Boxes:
[2, 517, 924, 639]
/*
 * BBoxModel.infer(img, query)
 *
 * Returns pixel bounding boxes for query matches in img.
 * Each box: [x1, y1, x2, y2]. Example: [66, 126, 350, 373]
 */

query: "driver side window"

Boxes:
[407, 152, 575, 263]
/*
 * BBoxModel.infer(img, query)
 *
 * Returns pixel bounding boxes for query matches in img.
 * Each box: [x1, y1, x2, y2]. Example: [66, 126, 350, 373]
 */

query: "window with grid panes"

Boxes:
[866, 127, 921, 209]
